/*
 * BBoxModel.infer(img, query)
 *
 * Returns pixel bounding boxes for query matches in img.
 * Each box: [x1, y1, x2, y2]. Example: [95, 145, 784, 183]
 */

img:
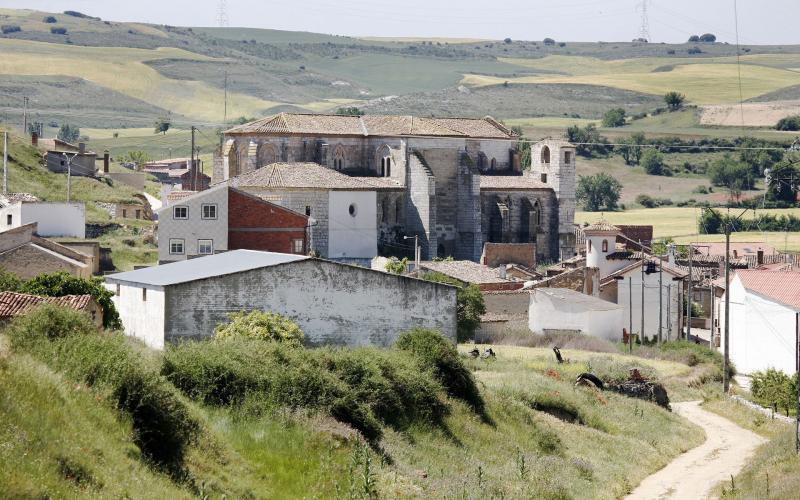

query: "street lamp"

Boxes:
[404, 235, 420, 272]
[62, 152, 78, 203]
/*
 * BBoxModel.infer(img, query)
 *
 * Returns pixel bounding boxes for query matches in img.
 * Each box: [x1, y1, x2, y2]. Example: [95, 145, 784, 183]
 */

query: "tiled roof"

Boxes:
[0, 193, 40, 206]
[584, 220, 620, 233]
[230, 163, 401, 191]
[600, 257, 688, 286]
[166, 191, 196, 203]
[419, 260, 512, 285]
[480, 176, 550, 190]
[0, 292, 93, 318]
[225, 113, 517, 139]
[692, 242, 776, 257]
[736, 270, 800, 311]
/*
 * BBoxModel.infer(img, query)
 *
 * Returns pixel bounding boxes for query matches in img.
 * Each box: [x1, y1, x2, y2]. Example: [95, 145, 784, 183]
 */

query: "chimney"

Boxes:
[31, 132, 38, 147]
[668, 243, 677, 266]
[757, 249, 764, 266]
[103, 151, 110, 174]
[78, 142, 86, 154]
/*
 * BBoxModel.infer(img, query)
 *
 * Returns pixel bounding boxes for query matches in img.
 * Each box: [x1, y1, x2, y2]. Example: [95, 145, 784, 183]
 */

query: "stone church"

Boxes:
[214, 112, 576, 263]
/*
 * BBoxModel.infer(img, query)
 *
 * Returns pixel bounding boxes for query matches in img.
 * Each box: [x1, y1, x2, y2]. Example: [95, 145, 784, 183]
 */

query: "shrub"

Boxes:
[214, 310, 304, 346]
[384, 257, 408, 275]
[419, 272, 485, 342]
[776, 115, 800, 131]
[50, 27, 68, 35]
[21, 272, 121, 329]
[0, 269, 21, 292]
[1, 25, 21, 34]
[6, 306, 198, 470]
[395, 328, 487, 419]
[43, 16, 58, 23]
[635, 194, 673, 208]
[751, 369, 797, 415]
[602, 108, 626, 128]
[640, 149, 666, 175]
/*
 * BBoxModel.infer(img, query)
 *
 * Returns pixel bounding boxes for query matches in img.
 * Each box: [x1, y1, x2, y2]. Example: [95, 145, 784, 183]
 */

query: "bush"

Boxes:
[635, 194, 673, 208]
[776, 115, 800, 131]
[50, 27, 68, 35]
[6, 306, 199, 470]
[641, 149, 667, 175]
[751, 369, 797, 415]
[43, 16, 58, 23]
[602, 108, 626, 128]
[1, 25, 21, 34]
[419, 272, 484, 342]
[21, 272, 121, 329]
[214, 310, 304, 346]
[162, 339, 449, 442]
[395, 328, 487, 419]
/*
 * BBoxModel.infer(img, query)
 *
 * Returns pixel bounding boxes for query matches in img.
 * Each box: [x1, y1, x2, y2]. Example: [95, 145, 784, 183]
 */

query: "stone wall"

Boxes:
[480, 190, 557, 262]
[162, 259, 458, 346]
[406, 153, 437, 259]
[0, 244, 90, 279]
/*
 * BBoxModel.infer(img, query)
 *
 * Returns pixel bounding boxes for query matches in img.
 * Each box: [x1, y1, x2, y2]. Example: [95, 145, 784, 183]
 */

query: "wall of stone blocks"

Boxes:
[480, 190, 558, 262]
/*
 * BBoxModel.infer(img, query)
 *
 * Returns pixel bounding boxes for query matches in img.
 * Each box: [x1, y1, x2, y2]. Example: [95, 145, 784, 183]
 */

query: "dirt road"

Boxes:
[626, 401, 766, 500]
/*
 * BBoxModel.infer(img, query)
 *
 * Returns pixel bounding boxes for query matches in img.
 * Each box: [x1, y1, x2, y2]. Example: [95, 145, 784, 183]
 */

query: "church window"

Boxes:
[490, 158, 497, 170]
[395, 199, 402, 224]
[541, 173, 547, 183]
[541, 145, 551, 164]
[564, 151, 572, 164]
[602, 240, 608, 252]
[333, 146, 346, 170]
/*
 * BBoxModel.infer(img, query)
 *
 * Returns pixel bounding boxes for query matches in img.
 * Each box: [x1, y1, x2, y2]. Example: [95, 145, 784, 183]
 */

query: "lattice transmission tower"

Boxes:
[635, 0, 650, 42]
[217, 0, 229, 27]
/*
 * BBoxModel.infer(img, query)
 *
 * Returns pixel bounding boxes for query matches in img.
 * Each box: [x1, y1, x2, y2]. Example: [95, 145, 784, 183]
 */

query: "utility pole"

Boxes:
[687, 243, 693, 341]
[3, 130, 8, 195]
[667, 284, 672, 342]
[223, 70, 229, 126]
[403, 235, 420, 272]
[796, 312, 799, 453]
[629, 276, 633, 353]
[659, 242, 664, 344]
[22, 97, 29, 135]
[710, 278, 716, 348]
[190, 126, 196, 191]
[63, 152, 77, 202]
[641, 254, 646, 343]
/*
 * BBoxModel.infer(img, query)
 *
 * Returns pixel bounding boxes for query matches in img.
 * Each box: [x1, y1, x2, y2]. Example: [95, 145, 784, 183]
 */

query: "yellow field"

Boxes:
[576, 207, 800, 251]
[464, 54, 800, 104]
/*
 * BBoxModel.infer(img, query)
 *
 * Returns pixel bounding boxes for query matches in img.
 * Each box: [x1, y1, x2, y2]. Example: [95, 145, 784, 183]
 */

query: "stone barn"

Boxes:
[105, 250, 457, 350]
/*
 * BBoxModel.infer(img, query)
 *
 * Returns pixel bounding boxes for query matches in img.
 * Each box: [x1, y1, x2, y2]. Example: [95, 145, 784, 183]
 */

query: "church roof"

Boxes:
[479, 176, 550, 190]
[226, 113, 517, 139]
[229, 162, 402, 191]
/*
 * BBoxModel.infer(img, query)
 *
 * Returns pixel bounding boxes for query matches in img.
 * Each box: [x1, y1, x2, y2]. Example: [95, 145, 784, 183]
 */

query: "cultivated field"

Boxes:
[700, 100, 800, 127]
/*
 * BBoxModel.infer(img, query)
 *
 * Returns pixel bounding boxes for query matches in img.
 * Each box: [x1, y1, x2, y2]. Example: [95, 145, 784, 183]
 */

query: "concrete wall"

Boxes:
[0, 203, 86, 238]
[722, 277, 798, 375]
[107, 283, 166, 350]
[328, 191, 377, 259]
[161, 259, 457, 347]
[46, 152, 96, 177]
[157, 186, 229, 262]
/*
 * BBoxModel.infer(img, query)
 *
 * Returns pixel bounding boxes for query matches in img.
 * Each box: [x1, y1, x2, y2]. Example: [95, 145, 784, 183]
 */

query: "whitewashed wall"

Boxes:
[328, 191, 377, 259]
[106, 282, 166, 350]
[529, 289, 623, 341]
[156, 186, 229, 262]
[0, 202, 85, 238]
[616, 267, 682, 341]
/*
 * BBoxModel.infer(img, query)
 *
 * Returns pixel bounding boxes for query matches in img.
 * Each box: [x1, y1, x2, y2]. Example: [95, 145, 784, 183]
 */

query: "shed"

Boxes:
[530, 288, 624, 341]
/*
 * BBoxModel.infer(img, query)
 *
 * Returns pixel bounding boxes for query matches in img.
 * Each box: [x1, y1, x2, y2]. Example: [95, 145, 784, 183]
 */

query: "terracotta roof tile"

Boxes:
[226, 113, 516, 139]
[736, 270, 800, 311]
[0, 292, 93, 318]
[230, 163, 401, 190]
[584, 220, 620, 233]
[479, 176, 549, 190]
[419, 260, 513, 285]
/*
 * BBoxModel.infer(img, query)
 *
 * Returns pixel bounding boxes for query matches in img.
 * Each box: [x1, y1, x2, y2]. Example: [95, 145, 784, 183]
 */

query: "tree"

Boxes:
[20, 272, 121, 329]
[766, 160, 800, 204]
[420, 272, 485, 342]
[602, 108, 626, 128]
[640, 149, 667, 175]
[121, 150, 151, 171]
[708, 155, 753, 202]
[504, 38, 512, 44]
[335, 107, 364, 116]
[512, 125, 531, 170]
[43, 16, 57, 23]
[566, 123, 609, 157]
[618, 132, 646, 166]
[384, 257, 408, 275]
[699, 33, 717, 43]
[154, 115, 171, 135]
[543, 38, 555, 46]
[50, 27, 67, 35]
[576, 173, 622, 211]
[214, 310, 304, 347]
[0, 269, 21, 292]
[57, 124, 80, 143]
[688, 35, 700, 42]
[776, 115, 800, 131]
[664, 91, 686, 111]
[739, 137, 783, 177]
[698, 208, 724, 234]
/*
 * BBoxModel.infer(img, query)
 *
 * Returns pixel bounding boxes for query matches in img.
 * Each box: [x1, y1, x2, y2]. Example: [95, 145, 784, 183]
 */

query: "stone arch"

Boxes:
[394, 198, 402, 224]
[519, 198, 539, 243]
[333, 145, 346, 170]
[228, 141, 248, 177]
[489, 197, 510, 243]
[541, 145, 551, 164]
[256, 142, 278, 168]
[490, 158, 497, 171]
[376, 145, 391, 177]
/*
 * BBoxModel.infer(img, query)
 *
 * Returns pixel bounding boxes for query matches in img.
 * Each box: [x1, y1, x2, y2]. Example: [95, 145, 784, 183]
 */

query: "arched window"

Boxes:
[602, 240, 609, 252]
[588, 240, 593, 253]
[333, 145, 346, 171]
[228, 141, 247, 177]
[490, 158, 497, 171]
[376, 145, 391, 177]
[256, 143, 277, 168]
[541, 145, 551, 164]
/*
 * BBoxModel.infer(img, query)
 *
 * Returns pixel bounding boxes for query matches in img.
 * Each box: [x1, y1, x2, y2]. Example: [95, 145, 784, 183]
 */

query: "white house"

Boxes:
[104, 250, 457, 350]
[529, 287, 624, 342]
[0, 201, 85, 238]
[720, 270, 800, 375]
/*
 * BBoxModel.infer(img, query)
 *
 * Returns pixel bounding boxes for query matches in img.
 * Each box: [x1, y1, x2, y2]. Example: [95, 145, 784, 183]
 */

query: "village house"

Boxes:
[529, 287, 624, 341]
[43, 142, 97, 177]
[217, 113, 577, 263]
[0, 291, 103, 328]
[145, 158, 210, 191]
[0, 223, 93, 279]
[718, 270, 800, 375]
[156, 184, 309, 263]
[105, 250, 457, 350]
[0, 196, 85, 238]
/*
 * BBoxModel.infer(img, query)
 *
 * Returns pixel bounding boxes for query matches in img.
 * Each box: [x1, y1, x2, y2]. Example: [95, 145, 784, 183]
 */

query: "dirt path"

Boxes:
[626, 401, 766, 500]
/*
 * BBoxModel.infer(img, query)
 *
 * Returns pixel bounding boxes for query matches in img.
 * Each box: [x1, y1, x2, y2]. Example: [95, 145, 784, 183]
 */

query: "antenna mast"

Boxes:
[217, 0, 229, 28]
[636, 0, 650, 42]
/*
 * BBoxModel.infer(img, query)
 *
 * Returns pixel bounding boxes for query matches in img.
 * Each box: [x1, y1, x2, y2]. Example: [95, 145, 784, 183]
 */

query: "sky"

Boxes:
[2, 0, 798, 45]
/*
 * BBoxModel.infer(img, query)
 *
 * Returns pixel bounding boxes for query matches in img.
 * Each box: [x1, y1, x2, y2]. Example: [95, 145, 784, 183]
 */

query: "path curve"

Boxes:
[626, 401, 766, 500]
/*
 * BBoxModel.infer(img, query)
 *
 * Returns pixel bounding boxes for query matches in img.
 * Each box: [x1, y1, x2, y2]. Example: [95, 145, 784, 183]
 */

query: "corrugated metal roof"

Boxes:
[0, 292, 93, 317]
[105, 250, 309, 287]
[225, 113, 517, 139]
[736, 270, 800, 311]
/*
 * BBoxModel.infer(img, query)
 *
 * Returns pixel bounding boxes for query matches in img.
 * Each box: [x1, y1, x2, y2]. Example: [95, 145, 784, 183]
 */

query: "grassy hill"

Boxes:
[3, 8, 800, 130]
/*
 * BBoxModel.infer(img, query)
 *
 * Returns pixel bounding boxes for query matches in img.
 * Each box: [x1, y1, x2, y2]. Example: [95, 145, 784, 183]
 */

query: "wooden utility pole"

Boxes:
[687, 243, 693, 341]
[659, 244, 664, 344]
[641, 255, 646, 343]
[22, 97, 28, 134]
[723, 224, 732, 393]
[629, 276, 633, 353]
[2, 130, 7, 194]
[190, 126, 196, 191]
[796, 312, 799, 453]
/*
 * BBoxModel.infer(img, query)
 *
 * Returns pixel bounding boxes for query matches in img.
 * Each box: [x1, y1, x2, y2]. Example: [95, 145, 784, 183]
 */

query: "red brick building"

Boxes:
[228, 188, 308, 254]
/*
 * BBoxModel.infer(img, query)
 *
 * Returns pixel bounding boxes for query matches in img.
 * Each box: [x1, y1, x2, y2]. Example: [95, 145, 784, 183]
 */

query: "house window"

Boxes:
[202, 204, 218, 220]
[115, 284, 120, 296]
[348, 203, 357, 217]
[142, 288, 147, 302]
[490, 158, 497, 170]
[305, 205, 312, 216]
[173, 206, 188, 220]
[588, 240, 592, 252]
[292, 239, 304, 254]
[6, 214, 11, 226]
[198, 239, 213, 255]
[122, 209, 127, 218]
[169, 239, 185, 255]
[565, 151, 573, 163]
[541, 173, 547, 183]
[602, 240, 608, 252]
[135, 209, 141, 219]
